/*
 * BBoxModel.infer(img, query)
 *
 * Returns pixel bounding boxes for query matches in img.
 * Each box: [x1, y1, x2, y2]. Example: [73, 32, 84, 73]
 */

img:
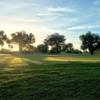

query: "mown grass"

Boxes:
[0, 54, 100, 100]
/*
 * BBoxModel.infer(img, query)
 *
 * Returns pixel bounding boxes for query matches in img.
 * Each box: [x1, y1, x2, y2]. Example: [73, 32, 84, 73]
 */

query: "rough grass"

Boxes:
[0, 54, 100, 100]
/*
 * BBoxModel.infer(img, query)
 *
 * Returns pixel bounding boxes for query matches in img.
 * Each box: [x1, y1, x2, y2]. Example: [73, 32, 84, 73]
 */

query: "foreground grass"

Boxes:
[0, 54, 100, 100]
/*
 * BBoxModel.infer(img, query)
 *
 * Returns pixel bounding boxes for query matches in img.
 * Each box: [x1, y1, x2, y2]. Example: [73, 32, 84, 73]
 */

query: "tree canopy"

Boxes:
[0, 30, 8, 47]
[64, 43, 74, 52]
[0, 30, 100, 55]
[45, 33, 66, 53]
[80, 31, 100, 54]
[11, 31, 35, 52]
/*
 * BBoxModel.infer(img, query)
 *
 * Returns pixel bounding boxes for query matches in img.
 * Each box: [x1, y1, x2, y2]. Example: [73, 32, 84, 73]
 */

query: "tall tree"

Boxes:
[45, 33, 66, 53]
[11, 31, 35, 52]
[0, 30, 7, 49]
[80, 31, 100, 55]
[64, 43, 74, 52]
[37, 44, 48, 53]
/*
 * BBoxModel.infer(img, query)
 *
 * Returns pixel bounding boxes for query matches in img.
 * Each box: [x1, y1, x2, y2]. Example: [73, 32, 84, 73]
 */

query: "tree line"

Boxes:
[0, 30, 100, 55]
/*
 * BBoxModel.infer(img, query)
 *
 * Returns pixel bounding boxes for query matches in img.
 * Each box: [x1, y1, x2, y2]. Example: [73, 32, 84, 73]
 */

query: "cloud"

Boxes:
[94, 0, 100, 5]
[67, 25, 99, 31]
[37, 13, 51, 16]
[47, 7, 75, 12]
[11, 18, 37, 23]
[0, 16, 38, 23]
[37, 12, 64, 17]
[0, 0, 100, 49]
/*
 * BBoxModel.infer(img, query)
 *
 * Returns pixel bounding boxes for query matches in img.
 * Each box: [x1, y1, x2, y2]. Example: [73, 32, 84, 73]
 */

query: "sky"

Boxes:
[0, 0, 100, 50]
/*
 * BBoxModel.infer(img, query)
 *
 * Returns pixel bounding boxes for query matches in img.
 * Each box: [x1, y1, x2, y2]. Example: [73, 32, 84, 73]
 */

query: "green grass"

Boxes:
[0, 54, 100, 100]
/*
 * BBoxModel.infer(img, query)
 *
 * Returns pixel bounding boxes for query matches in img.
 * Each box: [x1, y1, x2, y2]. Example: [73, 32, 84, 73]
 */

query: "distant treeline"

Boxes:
[0, 30, 100, 55]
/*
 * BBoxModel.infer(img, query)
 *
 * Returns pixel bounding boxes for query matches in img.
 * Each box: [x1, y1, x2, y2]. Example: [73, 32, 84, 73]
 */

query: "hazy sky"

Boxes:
[0, 0, 100, 49]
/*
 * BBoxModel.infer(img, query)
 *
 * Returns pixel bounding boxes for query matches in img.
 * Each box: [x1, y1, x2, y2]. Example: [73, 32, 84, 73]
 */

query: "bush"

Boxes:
[65, 49, 82, 54]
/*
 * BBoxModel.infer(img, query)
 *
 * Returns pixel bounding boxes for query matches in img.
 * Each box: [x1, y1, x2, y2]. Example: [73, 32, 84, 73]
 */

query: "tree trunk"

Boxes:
[19, 44, 23, 52]
[56, 44, 60, 54]
[89, 48, 94, 55]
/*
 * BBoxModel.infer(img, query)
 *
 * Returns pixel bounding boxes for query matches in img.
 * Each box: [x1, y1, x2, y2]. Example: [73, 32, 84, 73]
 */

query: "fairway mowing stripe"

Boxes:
[23, 58, 44, 65]
[45, 57, 100, 63]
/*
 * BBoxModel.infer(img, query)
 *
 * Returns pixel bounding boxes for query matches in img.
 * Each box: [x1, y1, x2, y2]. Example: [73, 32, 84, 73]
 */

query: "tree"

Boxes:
[64, 43, 74, 52]
[11, 31, 35, 52]
[0, 30, 8, 49]
[45, 33, 66, 53]
[37, 44, 48, 53]
[80, 31, 100, 55]
[22, 45, 37, 52]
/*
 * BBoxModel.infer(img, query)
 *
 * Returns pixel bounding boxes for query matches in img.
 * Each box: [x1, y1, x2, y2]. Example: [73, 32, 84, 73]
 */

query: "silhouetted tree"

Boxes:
[45, 33, 66, 53]
[11, 31, 35, 52]
[37, 44, 48, 53]
[80, 31, 100, 55]
[64, 43, 74, 52]
[0, 30, 8, 49]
